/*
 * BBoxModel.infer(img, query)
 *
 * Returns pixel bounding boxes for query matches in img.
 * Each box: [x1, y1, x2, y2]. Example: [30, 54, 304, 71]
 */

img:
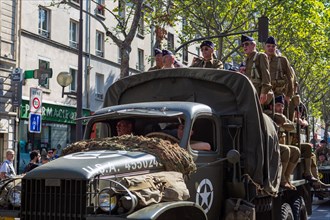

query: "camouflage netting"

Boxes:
[62, 135, 196, 176]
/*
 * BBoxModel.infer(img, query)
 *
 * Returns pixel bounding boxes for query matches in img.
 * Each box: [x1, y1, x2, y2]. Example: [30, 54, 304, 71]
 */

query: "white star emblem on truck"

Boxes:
[196, 178, 214, 213]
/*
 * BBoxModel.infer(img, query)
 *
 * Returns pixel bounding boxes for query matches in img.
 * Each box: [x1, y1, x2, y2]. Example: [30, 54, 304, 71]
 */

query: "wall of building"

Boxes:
[0, 0, 18, 161]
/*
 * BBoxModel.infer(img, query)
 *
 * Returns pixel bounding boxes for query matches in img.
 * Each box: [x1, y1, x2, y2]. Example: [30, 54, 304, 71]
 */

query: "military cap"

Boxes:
[200, 40, 215, 49]
[241, 35, 254, 43]
[275, 95, 285, 105]
[265, 36, 277, 45]
[162, 49, 173, 56]
[154, 48, 162, 56]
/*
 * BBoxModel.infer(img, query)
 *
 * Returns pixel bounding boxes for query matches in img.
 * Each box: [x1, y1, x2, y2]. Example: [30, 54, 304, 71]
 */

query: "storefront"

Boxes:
[18, 100, 90, 173]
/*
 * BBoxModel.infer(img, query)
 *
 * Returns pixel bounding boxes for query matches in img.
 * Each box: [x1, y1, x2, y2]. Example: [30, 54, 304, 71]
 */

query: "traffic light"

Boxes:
[258, 16, 269, 43]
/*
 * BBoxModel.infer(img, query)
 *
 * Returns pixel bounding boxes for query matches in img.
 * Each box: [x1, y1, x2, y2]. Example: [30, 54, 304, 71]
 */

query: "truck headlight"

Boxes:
[98, 188, 117, 212]
[8, 185, 21, 207]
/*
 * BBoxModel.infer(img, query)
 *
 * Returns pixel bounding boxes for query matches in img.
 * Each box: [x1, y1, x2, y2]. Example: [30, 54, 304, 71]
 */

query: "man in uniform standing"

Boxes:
[241, 35, 272, 105]
[148, 48, 163, 71]
[190, 40, 223, 69]
[162, 49, 176, 69]
[264, 36, 294, 104]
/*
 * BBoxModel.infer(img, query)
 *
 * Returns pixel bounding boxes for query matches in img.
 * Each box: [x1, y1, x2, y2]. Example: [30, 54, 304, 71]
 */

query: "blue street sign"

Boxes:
[29, 113, 42, 133]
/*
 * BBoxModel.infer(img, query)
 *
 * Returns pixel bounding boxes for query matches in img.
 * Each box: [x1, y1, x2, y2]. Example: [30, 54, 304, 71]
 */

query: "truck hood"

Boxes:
[24, 150, 163, 180]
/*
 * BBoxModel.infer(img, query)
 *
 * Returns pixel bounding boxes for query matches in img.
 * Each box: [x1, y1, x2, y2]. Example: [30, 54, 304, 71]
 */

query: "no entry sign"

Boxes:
[30, 87, 42, 113]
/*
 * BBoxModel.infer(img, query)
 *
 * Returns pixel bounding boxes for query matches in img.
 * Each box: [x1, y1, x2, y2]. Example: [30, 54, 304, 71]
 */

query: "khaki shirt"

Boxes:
[190, 58, 223, 69]
[244, 51, 272, 95]
[268, 54, 294, 97]
[148, 66, 162, 71]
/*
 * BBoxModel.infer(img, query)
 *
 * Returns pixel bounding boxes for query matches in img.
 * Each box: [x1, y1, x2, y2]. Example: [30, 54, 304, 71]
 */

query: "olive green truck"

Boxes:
[0, 68, 312, 220]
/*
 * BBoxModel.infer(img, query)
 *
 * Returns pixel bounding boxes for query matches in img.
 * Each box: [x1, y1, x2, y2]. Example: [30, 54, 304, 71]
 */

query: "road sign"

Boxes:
[30, 87, 42, 113]
[29, 113, 42, 133]
[11, 68, 23, 82]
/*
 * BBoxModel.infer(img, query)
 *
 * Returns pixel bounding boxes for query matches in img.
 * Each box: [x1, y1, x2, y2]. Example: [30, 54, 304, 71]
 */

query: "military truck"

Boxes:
[0, 68, 312, 219]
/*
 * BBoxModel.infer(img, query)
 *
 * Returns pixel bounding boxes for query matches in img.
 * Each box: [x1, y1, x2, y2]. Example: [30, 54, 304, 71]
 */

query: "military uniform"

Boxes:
[148, 65, 162, 71]
[244, 51, 272, 95]
[190, 58, 223, 69]
[190, 40, 224, 69]
[265, 37, 294, 98]
[268, 54, 294, 97]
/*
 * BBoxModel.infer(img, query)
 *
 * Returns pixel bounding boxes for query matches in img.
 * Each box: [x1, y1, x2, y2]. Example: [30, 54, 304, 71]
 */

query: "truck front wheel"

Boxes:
[281, 203, 294, 220]
[290, 196, 308, 220]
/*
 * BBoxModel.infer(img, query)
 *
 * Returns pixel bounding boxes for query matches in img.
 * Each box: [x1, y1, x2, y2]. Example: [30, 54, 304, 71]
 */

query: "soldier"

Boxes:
[264, 37, 294, 103]
[241, 35, 272, 105]
[190, 40, 223, 69]
[273, 96, 318, 183]
[148, 48, 163, 71]
[162, 49, 176, 69]
[270, 96, 300, 190]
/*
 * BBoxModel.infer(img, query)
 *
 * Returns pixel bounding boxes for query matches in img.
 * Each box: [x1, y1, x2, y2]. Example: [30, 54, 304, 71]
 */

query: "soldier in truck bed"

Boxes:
[264, 36, 294, 104]
[241, 34, 272, 105]
[270, 96, 300, 190]
[271, 96, 318, 183]
[190, 40, 223, 69]
[148, 48, 163, 71]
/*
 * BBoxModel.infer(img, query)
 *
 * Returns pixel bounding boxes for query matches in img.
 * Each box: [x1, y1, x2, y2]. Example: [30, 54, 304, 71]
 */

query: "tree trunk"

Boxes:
[120, 46, 131, 78]
[324, 121, 329, 142]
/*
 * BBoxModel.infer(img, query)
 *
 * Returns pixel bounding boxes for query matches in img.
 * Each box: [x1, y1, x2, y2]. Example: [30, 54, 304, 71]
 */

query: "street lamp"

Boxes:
[56, 72, 73, 97]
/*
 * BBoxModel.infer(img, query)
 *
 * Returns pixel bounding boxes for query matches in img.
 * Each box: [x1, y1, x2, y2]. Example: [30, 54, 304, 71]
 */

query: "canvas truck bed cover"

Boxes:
[104, 68, 281, 195]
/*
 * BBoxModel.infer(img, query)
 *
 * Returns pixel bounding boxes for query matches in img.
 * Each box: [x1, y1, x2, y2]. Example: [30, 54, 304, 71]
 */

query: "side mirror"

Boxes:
[226, 149, 240, 164]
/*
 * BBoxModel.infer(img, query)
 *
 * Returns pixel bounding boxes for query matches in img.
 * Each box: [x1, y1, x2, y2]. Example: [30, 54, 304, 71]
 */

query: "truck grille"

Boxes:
[20, 179, 87, 220]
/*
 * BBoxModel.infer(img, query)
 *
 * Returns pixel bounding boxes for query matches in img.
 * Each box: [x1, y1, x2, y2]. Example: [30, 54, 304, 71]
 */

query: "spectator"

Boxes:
[315, 140, 329, 163]
[23, 150, 40, 173]
[0, 150, 16, 179]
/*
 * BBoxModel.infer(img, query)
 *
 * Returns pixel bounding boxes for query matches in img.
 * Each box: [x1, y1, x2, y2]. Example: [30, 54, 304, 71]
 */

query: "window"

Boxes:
[137, 13, 144, 37]
[167, 32, 174, 51]
[38, 59, 50, 89]
[70, 0, 80, 5]
[196, 47, 200, 57]
[69, 68, 77, 92]
[69, 20, 78, 48]
[38, 7, 50, 38]
[96, 0, 105, 16]
[138, 49, 144, 71]
[95, 73, 104, 100]
[96, 31, 104, 57]
[182, 45, 188, 64]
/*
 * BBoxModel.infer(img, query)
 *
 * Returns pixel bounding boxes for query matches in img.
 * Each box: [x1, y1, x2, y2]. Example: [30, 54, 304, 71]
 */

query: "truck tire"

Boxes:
[290, 196, 308, 220]
[281, 203, 294, 220]
[253, 196, 272, 212]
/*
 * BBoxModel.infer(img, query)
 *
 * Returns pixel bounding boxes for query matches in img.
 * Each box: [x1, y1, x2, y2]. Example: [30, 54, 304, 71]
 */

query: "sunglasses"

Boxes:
[241, 42, 251, 47]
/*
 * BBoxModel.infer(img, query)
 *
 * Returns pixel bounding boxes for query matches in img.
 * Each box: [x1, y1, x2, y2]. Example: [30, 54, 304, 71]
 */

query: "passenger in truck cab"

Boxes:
[177, 123, 211, 151]
[116, 119, 134, 136]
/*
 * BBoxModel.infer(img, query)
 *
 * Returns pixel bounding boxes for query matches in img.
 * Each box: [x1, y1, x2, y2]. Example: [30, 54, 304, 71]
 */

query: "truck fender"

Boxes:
[127, 201, 207, 220]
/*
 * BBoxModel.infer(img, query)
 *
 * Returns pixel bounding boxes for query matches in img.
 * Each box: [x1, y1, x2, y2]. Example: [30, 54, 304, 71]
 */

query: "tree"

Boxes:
[51, 0, 144, 78]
